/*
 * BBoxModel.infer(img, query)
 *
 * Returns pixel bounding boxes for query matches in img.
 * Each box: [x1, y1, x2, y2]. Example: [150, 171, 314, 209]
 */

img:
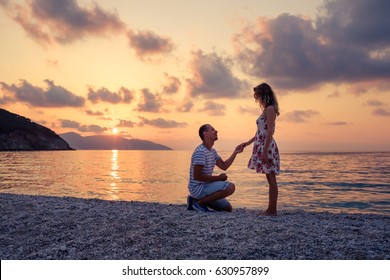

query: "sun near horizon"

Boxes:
[0, 0, 389, 152]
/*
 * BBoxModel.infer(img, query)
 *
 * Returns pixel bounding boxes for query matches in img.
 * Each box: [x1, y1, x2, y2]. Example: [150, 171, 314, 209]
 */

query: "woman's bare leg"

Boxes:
[260, 173, 278, 216]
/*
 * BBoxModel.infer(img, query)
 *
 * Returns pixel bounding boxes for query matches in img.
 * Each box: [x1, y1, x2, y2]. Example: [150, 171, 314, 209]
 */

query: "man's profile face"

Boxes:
[204, 125, 218, 141]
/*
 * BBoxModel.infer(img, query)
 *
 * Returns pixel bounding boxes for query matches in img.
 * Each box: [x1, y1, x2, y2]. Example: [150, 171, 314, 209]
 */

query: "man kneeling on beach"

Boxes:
[187, 124, 244, 212]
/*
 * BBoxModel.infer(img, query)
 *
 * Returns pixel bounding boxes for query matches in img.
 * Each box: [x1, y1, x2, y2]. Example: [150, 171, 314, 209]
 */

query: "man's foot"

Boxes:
[187, 195, 196, 211]
[193, 201, 210, 212]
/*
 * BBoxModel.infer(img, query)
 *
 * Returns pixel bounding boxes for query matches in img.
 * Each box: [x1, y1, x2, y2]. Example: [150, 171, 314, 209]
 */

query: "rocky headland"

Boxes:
[0, 108, 72, 151]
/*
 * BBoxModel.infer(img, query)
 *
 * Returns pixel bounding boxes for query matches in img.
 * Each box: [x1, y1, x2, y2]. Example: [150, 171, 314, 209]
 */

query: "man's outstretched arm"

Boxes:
[216, 144, 244, 171]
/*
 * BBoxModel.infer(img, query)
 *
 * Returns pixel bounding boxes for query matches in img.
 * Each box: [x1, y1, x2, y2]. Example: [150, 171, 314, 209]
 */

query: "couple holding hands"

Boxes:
[187, 83, 280, 216]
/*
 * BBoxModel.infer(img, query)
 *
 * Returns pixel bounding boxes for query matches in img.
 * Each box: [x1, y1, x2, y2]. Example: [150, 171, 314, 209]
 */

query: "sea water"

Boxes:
[0, 150, 389, 215]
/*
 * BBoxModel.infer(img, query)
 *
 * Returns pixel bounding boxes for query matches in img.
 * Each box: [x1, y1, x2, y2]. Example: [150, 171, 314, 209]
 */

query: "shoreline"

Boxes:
[1, 193, 389, 260]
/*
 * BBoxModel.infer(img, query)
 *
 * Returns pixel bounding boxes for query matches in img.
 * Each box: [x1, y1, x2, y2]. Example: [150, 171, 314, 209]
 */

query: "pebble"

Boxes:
[1, 193, 389, 260]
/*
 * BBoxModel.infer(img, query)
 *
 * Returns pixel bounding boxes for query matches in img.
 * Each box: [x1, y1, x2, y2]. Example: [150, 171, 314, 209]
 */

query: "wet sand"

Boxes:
[0, 193, 389, 260]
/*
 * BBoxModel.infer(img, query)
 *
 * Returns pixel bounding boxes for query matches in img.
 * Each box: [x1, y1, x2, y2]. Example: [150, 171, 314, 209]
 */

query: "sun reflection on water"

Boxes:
[110, 150, 120, 179]
[1, 150, 389, 215]
[109, 149, 120, 199]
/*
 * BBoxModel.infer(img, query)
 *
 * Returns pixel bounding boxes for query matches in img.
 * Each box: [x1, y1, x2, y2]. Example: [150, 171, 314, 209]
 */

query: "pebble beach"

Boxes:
[0, 193, 389, 260]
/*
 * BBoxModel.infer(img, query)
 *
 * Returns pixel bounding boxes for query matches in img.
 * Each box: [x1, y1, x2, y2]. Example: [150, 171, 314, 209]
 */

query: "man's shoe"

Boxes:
[187, 195, 196, 211]
[193, 201, 210, 212]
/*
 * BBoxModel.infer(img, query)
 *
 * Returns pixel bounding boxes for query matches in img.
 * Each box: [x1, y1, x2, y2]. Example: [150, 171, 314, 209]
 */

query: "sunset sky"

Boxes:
[1, 0, 389, 151]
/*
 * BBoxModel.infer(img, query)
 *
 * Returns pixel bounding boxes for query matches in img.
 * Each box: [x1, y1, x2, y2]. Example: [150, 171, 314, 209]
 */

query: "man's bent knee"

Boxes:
[226, 183, 235, 195]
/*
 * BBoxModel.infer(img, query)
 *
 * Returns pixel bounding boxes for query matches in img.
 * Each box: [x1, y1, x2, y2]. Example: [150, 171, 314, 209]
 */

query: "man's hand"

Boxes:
[216, 144, 244, 171]
[234, 144, 245, 154]
[218, 173, 228, 181]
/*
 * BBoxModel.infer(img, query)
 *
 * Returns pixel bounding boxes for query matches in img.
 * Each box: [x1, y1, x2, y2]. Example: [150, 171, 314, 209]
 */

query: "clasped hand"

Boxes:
[234, 143, 246, 153]
[218, 173, 228, 181]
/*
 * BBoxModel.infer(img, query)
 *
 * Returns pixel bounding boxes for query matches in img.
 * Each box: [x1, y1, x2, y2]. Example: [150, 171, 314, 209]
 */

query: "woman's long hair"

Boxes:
[253, 83, 280, 116]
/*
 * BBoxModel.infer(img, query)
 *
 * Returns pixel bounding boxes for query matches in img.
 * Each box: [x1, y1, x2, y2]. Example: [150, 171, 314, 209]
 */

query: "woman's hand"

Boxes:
[261, 151, 269, 163]
[234, 144, 245, 153]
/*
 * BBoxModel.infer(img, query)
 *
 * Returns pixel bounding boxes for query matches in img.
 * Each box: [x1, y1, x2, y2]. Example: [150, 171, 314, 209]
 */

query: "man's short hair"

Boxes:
[199, 124, 210, 140]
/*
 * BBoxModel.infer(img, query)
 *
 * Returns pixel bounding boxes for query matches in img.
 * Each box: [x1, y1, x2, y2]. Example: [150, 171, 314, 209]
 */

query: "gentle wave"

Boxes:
[0, 150, 389, 215]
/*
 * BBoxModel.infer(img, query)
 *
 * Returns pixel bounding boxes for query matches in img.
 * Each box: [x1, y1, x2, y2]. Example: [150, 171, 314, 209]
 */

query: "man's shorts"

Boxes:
[197, 181, 231, 210]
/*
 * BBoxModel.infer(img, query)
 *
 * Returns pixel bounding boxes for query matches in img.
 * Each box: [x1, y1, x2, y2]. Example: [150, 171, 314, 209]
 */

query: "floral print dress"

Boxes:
[248, 114, 280, 175]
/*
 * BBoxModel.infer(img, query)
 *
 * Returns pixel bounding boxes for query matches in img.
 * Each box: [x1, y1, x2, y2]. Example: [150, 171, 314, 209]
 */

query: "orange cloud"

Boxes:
[127, 29, 174, 59]
[1, 0, 125, 46]
[1, 79, 85, 107]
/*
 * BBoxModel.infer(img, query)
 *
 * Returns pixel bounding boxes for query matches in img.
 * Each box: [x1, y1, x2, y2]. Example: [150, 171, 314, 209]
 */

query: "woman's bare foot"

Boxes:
[259, 210, 277, 217]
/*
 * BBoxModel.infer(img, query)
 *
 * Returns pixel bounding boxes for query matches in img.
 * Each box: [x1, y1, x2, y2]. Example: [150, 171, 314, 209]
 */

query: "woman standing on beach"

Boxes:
[242, 83, 280, 216]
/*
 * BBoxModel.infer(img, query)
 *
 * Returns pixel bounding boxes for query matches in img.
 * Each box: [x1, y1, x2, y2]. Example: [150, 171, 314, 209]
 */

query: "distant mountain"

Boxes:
[60, 132, 172, 150]
[0, 108, 72, 151]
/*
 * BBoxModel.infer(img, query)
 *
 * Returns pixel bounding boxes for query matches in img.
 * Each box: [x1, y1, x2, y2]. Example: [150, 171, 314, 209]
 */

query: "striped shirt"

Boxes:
[188, 144, 220, 198]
